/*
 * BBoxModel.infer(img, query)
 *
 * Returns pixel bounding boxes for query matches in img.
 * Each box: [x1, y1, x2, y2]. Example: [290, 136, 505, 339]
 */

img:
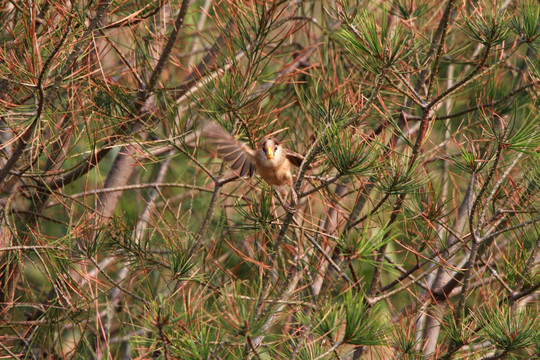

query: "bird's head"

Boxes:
[261, 138, 280, 160]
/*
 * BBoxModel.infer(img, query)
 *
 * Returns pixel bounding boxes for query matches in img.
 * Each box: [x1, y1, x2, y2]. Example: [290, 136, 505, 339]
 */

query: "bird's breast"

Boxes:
[256, 158, 292, 186]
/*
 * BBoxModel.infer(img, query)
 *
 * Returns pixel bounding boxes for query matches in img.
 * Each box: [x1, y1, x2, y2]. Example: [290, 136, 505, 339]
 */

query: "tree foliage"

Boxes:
[0, 0, 538, 359]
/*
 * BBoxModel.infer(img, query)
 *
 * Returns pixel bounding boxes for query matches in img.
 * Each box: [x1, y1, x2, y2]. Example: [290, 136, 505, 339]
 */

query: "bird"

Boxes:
[201, 121, 311, 208]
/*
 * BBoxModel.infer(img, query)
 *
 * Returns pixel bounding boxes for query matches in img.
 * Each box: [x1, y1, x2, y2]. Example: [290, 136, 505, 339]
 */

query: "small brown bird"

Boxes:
[202, 121, 311, 207]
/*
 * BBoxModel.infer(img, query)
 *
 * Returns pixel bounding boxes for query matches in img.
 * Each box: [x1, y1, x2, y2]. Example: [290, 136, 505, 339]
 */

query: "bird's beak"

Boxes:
[266, 146, 274, 159]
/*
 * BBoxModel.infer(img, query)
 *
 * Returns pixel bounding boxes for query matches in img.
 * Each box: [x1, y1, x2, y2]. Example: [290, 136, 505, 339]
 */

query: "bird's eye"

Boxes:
[274, 145, 278, 151]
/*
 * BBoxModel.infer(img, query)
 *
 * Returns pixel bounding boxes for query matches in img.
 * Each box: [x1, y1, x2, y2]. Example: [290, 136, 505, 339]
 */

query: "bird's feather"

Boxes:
[284, 149, 312, 169]
[202, 121, 257, 177]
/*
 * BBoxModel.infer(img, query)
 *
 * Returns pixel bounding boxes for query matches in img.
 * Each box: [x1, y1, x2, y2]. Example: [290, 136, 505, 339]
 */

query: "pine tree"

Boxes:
[0, 1, 538, 358]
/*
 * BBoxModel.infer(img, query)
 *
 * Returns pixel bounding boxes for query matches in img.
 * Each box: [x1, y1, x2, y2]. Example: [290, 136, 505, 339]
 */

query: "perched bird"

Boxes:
[201, 121, 311, 207]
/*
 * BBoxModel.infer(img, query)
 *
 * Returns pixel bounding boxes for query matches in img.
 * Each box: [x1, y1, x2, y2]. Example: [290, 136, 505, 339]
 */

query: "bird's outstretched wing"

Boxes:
[284, 149, 312, 169]
[202, 122, 257, 177]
